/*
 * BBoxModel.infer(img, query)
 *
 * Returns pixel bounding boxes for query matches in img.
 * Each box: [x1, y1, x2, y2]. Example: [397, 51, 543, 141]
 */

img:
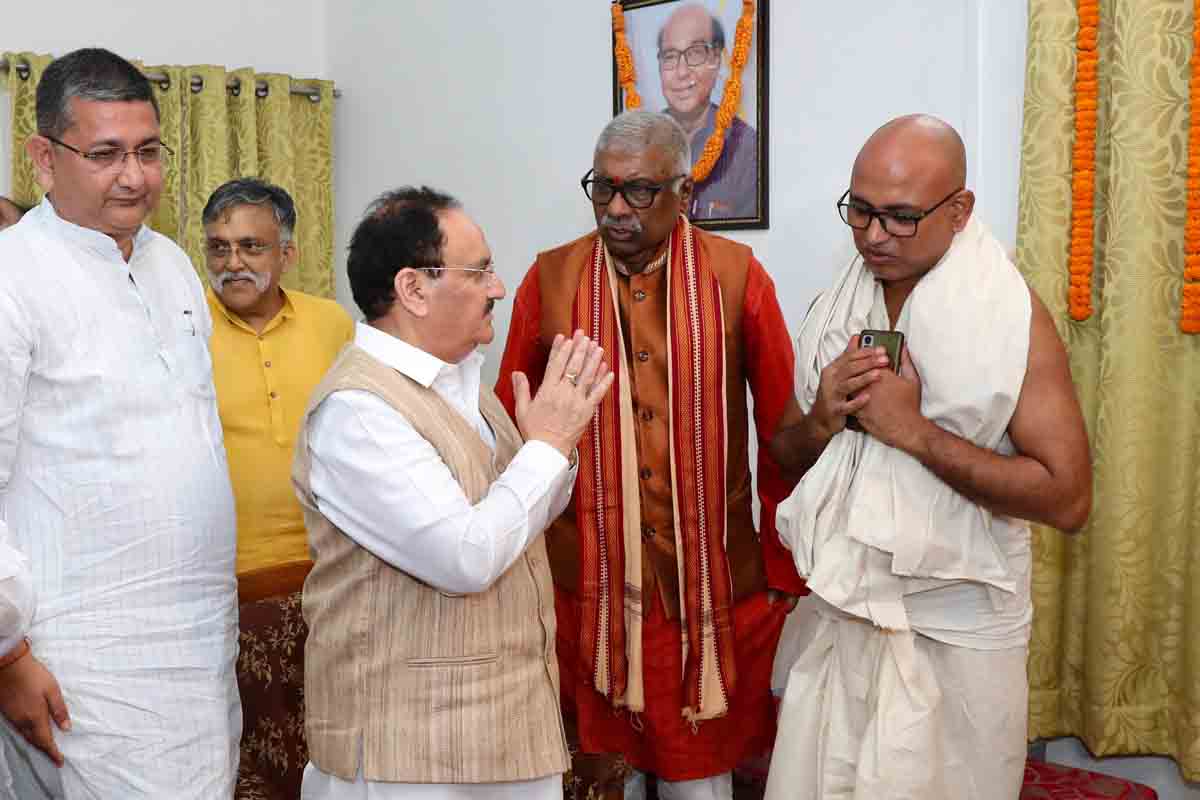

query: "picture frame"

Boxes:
[612, 0, 769, 230]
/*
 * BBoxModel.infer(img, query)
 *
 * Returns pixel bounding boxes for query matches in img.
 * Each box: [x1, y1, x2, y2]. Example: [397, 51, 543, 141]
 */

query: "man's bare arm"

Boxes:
[860, 290, 1092, 532]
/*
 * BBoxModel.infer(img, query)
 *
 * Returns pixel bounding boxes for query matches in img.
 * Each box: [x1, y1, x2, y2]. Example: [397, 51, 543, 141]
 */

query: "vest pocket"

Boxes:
[402, 589, 500, 663]
[406, 652, 499, 668]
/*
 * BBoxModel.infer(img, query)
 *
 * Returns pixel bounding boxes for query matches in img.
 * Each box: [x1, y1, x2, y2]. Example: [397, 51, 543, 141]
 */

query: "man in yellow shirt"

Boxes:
[203, 178, 353, 574]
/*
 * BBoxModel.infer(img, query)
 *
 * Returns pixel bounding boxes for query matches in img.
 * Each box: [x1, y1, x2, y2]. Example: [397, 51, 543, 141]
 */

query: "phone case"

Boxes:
[845, 329, 905, 432]
[859, 329, 904, 374]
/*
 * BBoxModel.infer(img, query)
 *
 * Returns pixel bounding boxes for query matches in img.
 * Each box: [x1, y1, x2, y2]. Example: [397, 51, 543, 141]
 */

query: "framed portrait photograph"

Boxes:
[612, 0, 769, 231]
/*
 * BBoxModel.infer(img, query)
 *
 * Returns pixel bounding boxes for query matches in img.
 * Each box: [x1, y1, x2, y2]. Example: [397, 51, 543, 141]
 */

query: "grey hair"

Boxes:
[36, 48, 159, 139]
[595, 110, 691, 177]
[202, 178, 297, 243]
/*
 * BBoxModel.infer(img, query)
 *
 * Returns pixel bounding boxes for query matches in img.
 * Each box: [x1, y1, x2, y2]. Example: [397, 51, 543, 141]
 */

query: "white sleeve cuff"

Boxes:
[0, 535, 35, 654]
[513, 440, 570, 475]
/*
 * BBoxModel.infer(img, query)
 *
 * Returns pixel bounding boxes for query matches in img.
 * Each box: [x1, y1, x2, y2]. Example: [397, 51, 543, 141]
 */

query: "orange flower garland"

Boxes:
[1068, 0, 1100, 322]
[612, 2, 642, 110]
[611, 0, 756, 183]
[1182, 0, 1200, 332]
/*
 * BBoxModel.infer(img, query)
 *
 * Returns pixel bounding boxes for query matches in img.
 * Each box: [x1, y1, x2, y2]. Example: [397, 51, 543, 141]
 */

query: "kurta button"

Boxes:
[637, 350, 650, 362]
[639, 467, 651, 480]
[269, 391, 278, 399]
[642, 525, 656, 540]
[264, 360, 272, 367]
[640, 408, 653, 422]
[634, 290, 647, 301]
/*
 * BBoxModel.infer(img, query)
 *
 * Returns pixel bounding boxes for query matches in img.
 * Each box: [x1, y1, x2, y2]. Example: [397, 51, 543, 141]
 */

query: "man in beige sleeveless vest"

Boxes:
[293, 186, 614, 799]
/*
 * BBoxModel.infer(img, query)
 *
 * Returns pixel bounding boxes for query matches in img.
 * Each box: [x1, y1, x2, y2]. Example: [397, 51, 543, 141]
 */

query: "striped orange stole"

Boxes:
[572, 216, 736, 722]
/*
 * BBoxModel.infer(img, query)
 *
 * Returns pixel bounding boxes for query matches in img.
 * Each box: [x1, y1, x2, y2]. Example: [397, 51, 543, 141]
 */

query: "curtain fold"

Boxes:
[1017, 0, 1200, 780]
[3, 52, 335, 299]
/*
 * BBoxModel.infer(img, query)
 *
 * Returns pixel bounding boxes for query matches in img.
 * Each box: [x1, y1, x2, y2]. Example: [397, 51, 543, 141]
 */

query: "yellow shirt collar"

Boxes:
[206, 285, 296, 335]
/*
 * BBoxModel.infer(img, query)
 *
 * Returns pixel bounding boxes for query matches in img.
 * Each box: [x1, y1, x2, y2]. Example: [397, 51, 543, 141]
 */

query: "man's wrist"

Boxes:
[803, 409, 838, 447]
[900, 415, 938, 463]
[0, 637, 30, 670]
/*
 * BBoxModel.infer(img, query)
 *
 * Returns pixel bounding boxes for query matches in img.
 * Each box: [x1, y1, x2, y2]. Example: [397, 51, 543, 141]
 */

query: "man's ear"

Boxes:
[280, 240, 299, 274]
[950, 189, 976, 232]
[677, 175, 695, 215]
[25, 136, 56, 194]
[393, 267, 430, 318]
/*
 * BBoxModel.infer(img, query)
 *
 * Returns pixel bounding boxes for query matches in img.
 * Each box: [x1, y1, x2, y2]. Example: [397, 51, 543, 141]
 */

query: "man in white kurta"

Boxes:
[765, 116, 1091, 800]
[0, 48, 239, 799]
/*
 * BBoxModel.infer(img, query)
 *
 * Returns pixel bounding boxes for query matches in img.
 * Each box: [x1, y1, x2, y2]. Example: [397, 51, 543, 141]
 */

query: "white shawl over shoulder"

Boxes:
[777, 215, 1032, 631]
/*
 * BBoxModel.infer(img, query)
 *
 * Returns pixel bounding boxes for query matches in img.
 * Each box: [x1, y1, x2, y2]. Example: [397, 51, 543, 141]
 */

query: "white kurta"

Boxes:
[0, 199, 240, 799]
[300, 323, 572, 800]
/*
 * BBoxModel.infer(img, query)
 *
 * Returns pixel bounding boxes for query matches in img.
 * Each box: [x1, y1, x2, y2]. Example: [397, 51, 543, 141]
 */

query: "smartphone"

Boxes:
[845, 329, 905, 432]
[859, 329, 904, 374]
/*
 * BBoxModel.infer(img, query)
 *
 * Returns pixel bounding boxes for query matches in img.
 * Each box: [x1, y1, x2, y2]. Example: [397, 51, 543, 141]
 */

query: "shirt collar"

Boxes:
[604, 231, 672, 278]
[206, 285, 296, 334]
[35, 195, 153, 263]
[353, 322, 485, 389]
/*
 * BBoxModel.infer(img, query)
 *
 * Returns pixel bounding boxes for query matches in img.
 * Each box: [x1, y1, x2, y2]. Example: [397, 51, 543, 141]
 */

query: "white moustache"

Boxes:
[211, 269, 270, 293]
[601, 214, 643, 233]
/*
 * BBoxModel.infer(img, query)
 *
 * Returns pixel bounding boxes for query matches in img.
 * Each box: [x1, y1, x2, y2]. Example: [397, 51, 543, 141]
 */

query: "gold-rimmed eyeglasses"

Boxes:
[424, 262, 500, 283]
[46, 136, 173, 172]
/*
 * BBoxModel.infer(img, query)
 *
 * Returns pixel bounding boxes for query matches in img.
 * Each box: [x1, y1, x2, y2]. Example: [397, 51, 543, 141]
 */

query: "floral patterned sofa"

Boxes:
[235, 563, 311, 800]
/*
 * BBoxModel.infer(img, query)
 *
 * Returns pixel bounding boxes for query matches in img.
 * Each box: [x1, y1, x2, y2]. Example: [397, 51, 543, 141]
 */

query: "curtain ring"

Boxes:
[157, 76, 171, 91]
[255, 83, 269, 99]
[190, 75, 204, 94]
[15, 60, 30, 81]
[308, 90, 320, 104]
[229, 79, 241, 97]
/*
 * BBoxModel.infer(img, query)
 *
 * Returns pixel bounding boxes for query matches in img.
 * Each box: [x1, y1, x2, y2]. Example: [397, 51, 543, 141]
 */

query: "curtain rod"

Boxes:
[0, 57, 340, 102]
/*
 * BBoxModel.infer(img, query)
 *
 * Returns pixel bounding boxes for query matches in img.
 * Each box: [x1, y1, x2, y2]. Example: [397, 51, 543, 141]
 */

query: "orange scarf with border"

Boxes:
[573, 216, 736, 722]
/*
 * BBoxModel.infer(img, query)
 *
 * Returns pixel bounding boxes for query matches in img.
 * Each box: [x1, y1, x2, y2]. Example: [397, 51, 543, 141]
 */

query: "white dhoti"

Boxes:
[770, 216, 1034, 799]
[765, 599, 1027, 800]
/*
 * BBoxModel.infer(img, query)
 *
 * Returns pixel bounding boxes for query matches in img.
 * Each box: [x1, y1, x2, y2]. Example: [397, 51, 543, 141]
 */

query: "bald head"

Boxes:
[854, 114, 967, 190]
[846, 115, 975, 289]
[658, 4, 724, 52]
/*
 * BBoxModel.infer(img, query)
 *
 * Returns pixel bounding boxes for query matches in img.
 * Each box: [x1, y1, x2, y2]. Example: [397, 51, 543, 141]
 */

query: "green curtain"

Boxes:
[1017, 0, 1200, 780]
[4, 52, 335, 298]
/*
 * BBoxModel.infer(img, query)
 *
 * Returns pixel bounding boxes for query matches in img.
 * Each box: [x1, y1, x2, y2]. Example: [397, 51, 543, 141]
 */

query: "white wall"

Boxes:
[326, 1, 1028, 376]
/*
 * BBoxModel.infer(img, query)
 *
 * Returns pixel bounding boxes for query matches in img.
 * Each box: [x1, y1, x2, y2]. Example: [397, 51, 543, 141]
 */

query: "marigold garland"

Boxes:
[611, 0, 756, 183]
[1182, 0, 1200, 332]
[1068, 0, 1100, 322]
[612, 2, 642, 110]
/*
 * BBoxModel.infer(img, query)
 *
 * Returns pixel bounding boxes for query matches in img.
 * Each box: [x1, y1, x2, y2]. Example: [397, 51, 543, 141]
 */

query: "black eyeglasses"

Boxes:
[46, 136, 173, 172]
[836, 188, 962, 238]
[581, 168, 687, 210]
[657, 41, 720, 71]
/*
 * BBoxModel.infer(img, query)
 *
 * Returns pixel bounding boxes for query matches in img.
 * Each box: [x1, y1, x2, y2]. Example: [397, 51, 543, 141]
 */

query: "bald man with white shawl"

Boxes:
[764, 116, 1091, 800]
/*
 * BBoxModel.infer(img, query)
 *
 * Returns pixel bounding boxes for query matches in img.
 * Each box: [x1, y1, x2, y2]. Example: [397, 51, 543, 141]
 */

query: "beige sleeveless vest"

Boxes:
[293, 345, 568, 783]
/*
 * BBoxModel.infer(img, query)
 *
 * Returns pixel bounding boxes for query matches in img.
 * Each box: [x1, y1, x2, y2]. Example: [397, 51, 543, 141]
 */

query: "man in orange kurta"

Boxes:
[496, 111, 803, 799]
